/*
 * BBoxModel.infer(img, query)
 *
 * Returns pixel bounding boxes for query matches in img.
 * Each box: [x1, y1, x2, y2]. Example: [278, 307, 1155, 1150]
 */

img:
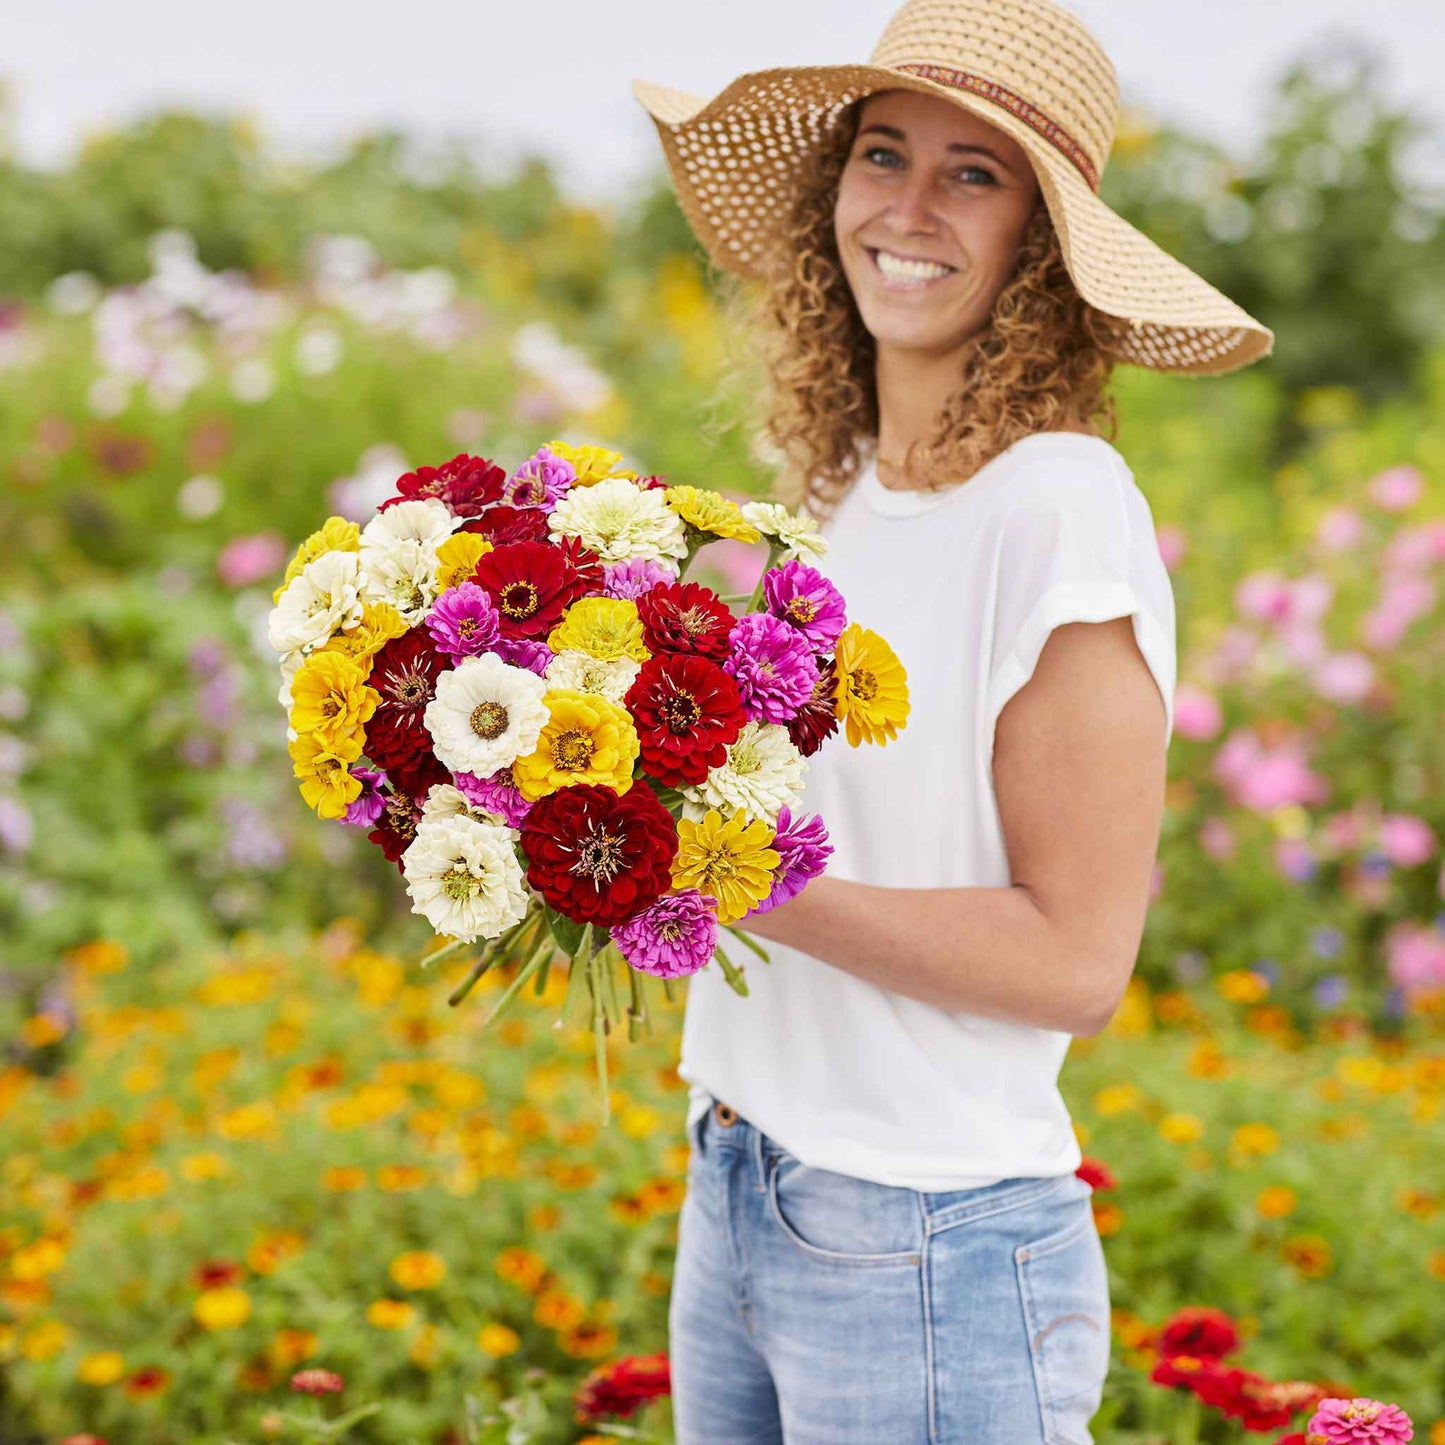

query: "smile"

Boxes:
[866, 247, 958, 289]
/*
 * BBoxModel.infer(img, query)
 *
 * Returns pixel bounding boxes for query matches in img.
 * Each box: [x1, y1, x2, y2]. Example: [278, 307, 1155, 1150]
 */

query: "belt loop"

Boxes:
[749, 1117, 767, 1194]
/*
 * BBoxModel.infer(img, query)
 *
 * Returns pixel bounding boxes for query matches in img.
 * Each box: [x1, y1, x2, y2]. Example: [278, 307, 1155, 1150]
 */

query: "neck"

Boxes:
[874, 341, 970, 468]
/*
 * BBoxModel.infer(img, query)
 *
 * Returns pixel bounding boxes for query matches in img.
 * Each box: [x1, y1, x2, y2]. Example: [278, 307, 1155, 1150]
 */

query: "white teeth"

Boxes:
[873, 249, 953, 281]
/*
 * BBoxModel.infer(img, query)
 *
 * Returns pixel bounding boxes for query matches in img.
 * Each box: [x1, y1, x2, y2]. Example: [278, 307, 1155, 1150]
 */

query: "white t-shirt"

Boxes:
[678, 431, 1177, 1191]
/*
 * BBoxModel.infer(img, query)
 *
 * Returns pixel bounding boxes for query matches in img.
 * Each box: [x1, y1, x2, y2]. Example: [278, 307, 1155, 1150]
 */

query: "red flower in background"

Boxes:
[520, 783, 678, 926]
[636, 581, 736, 661]
[785, 656, 839, 757]
[380, 453, 505, 517]
[191, 1259, 243, 1290]
[461, 504, 550, 546]
[1074, 1157, 1116, 1192]
[472, 540, 589, 639]
[574, 1351, 671, 1424]
[1158, 1306, 1240, 1363]
[625, 653, 746, 788]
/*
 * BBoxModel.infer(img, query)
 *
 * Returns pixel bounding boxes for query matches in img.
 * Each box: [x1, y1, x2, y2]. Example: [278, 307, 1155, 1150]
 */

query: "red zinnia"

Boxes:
[636, 581, 735, 661]
[460, 504, 551, 546]
[367, 790, 423, 872]
[625, 653, 746, 788]
[472, 539, 589, 639]
[290, 1367, 345, 1395]
[380, 453, 505, 518]
[785, 656, 839, 757]
[364, 629, 448, 777]
[574, 1351, 671, 1424]
[191, 1259, 243, 1289]
[1157, 1306, 1240, 1364]
[520, 783, 678, 926]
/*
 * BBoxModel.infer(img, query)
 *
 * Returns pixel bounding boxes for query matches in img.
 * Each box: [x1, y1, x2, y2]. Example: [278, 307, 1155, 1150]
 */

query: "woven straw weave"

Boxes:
[634, 0, 1274, 376]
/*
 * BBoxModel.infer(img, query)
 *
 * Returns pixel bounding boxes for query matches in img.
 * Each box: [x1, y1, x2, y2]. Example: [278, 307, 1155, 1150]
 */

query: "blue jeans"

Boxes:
[668, 1094, 1111, 1444]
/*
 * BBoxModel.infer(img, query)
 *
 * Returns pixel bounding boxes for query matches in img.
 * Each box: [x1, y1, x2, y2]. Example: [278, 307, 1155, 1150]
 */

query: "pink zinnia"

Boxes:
[504, 446, 575, 511]
[613, 889, 717, 979]
[425, 581, 502, 660]
[603, 557, 676, 599]
[723, 612, 819, 725]
[1305, 1397, 1414, 1443]
[290, 1367, 345, 1395]
[747, 806, 830, 916]
[763, 559, 847, 650]
[455, 767, 533, 828]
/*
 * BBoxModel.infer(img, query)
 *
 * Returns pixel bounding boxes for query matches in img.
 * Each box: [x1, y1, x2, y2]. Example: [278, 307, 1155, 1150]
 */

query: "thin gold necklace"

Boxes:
[876, 444, 950, 494]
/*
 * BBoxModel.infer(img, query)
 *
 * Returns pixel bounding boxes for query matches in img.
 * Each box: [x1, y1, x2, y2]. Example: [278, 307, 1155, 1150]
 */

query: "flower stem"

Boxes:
[742, 543, 784, 615]
[477, 933, 553, 1028]
[589, 950, 611, 1126]
[627, 966, 647, 1042]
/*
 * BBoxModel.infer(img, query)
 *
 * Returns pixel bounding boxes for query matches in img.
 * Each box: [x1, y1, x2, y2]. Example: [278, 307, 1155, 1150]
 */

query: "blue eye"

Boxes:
[863, 146, 903, 167]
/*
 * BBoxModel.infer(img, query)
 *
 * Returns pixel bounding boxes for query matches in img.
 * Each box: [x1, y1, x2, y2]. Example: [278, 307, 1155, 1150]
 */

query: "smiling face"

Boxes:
[833, 88, 1042, 362]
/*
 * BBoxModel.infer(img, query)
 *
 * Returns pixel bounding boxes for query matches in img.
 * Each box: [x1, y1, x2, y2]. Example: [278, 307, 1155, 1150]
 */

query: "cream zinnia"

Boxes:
[267, 549, 365, 655]
[544, 649, 642, 705]
[400, 813, 531, 942]
[422, 653, 550, 778]
[680, 720, 807, 826]
[547, 476, 688, 565]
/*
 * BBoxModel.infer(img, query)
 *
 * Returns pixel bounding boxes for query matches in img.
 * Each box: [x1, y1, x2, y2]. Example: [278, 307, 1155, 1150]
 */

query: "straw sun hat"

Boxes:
[633, 0, 1274, 376]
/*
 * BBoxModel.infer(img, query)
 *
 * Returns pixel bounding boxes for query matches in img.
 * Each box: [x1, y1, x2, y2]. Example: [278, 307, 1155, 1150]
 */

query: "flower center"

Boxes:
[393, 671, 429, 708]
[440, 865, 485, 902]
[385, 794, 417, 841]
[677, 605, 714, 636]
[849, 667, 878, 702]
[730, 741, 760, 775]
[573, 828, 627, 883]
[512, 480, 542, 506]
[470, 701, 509, 740]
[786, 597, 818, 624]
[658, 919, 684, 943]
[661, 690, 701, 734]
[499, 581, 539, 619]
[458, 617, 479, 638]
[407, 585, 425, 612]
[552, 729, 595, 772]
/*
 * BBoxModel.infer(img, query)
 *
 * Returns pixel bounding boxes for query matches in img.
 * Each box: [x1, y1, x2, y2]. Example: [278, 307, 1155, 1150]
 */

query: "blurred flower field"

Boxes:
[0, 73, 1443, 1441]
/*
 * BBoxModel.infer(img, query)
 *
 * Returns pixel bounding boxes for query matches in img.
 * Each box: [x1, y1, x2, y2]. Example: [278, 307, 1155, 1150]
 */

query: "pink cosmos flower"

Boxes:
[218, 531, 288, 589]
[1377, 814, 1436, 868]
[1173, 686, 1223, 742]
[1316, 505, 1366, 553]
[1366, 466, 1424, 512]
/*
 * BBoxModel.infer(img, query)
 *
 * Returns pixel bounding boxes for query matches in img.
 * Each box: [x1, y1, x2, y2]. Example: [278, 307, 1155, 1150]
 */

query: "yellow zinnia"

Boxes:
[315, 601, 409, 666]
[511, 689, 640, 801]
[434, 532, 494, 592]
[288, 729, 365, 820]
[389, 1250, 447, 1290]
[547, 598, 650, 663]
[273, 516, 361, 602]
[193, 1286, 252, 1331]
[664, 485, 761, 544]
[288, 651, 379, 743]
[832, 623, 909, 747]
[671, 808, 780, 925]
[546, 440, 637, 487]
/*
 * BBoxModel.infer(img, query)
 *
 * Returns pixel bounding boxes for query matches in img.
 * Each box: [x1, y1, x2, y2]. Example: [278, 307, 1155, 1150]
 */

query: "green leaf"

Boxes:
[543, 902, 587, 957]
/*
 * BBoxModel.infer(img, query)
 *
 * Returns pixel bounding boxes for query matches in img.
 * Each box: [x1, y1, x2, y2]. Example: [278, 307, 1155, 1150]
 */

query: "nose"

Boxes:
[884, 171, 941, 235]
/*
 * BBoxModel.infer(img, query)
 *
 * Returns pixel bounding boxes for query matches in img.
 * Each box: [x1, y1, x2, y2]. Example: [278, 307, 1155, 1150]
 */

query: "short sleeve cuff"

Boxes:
[985, 580, 1175, 756]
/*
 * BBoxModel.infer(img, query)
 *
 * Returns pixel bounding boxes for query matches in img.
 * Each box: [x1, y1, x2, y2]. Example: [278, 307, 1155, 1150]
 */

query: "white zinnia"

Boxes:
[421, 782, 506, 829]
[740, 500, 828, 564]
[360, 497, 457, 555]
[401, 813, 531, 943]
[544, 648, 641, 706]
[267, 549, 364, 655]
[358, 538, 441, 625]
[423, 653, 550, 778]
[680, 720, 807, 826]
[547, 475, 688, 565]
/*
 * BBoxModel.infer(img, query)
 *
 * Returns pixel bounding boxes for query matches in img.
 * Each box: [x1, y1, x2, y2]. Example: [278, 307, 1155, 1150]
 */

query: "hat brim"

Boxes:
[633, 67, 1273, 376]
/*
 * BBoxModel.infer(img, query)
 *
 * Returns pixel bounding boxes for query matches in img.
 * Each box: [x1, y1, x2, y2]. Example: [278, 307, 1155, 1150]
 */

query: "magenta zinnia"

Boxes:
[723, 612, 819, 725]
[613, 889, 717, 979]
[764, 559, 847, 650]
[425, 580, 501, 659]
[746, 805, 831, 916]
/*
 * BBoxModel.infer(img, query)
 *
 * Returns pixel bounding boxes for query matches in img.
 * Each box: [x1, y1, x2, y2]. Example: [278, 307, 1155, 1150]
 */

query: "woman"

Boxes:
[633, 1, 1272, 1440]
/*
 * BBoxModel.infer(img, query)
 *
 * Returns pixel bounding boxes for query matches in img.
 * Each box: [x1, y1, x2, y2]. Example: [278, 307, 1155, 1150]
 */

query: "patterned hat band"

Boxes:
[891, 62, 1101, 192]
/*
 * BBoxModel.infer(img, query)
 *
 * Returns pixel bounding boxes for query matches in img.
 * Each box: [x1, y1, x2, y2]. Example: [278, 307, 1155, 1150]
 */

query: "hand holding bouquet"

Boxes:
[268, 443, 909, 1120]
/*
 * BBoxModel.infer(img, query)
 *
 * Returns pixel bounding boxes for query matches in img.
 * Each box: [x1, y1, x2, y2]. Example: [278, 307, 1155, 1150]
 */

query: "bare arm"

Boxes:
[735, 615, 1168, 1037]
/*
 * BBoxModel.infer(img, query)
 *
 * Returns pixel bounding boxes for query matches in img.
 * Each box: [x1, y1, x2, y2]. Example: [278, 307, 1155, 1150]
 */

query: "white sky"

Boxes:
[2, 0, 1443, 202]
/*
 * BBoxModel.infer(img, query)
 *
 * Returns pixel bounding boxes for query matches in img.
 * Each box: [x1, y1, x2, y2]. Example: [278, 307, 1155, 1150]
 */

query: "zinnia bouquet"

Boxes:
[268, 443, 908, 1118]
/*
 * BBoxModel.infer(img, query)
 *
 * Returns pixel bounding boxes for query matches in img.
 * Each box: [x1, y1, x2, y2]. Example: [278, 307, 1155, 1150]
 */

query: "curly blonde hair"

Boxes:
[737, 98, 1129, 522]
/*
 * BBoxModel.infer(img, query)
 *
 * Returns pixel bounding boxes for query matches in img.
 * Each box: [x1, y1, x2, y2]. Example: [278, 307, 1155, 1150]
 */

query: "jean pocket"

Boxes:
[765, 1154, 922, 1268]
[1014, 1192, 1111, 1444]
